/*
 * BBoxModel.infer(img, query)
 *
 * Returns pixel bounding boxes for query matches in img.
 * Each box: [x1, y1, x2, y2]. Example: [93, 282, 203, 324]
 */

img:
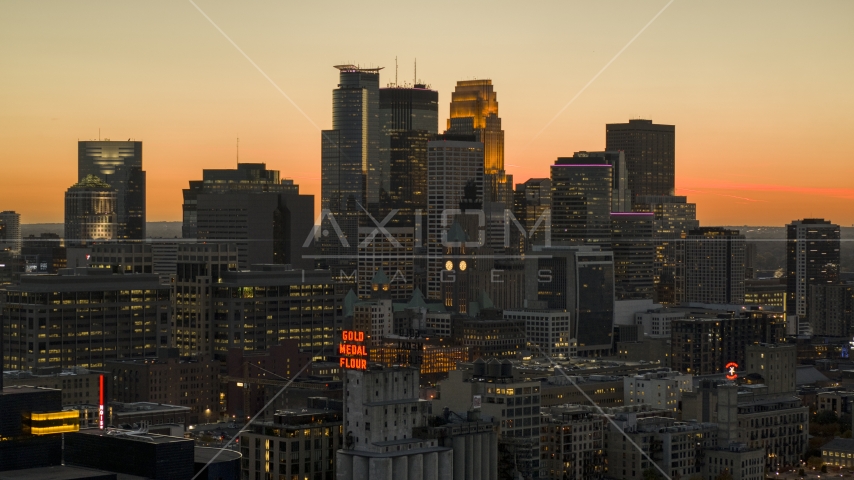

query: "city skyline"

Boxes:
[2, 1, 853, 227]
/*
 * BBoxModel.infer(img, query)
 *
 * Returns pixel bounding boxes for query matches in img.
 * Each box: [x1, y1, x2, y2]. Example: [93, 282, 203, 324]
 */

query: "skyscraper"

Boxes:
[0, 211, 21, 255]
[379, 84, 438, 223]
[574, 151, 631, 212]
[786, 218, 841, 317]
[64, 175, 117, 246]
[525, 246, 615, 356]
[633, 195, 699, 304]
[605, 119, 675, 199]
[181, 163, 313, 270]
[321, 64, 382, 212]
[610, 212, 655, 300]
[426, 137, 484, 300]
[78, 141, 145, 239]
[683, 227, 746, 305]
[446, 80, 512, 206]
[513, 178, 551, 251]
[550, 155, 613, 245]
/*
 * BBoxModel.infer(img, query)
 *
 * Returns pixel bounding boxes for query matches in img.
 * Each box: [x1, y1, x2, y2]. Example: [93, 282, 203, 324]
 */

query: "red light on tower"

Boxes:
[98, 374, 105, 429]
[725, 362, 739, 380]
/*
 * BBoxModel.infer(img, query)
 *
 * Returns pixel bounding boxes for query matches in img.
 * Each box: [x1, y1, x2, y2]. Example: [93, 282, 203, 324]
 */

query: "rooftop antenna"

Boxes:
[99, 128, 100, 141]
[395, 56, 398, 86]
[236, 137, 239, 166]
[414, 58, 417, 85]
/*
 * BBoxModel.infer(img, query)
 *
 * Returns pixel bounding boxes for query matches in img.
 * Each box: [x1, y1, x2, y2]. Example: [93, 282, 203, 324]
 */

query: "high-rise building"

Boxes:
[321, 64, 382, 212]
[605, 119, 675, 199]
[357, 227, 415, 300]
[808, 283, 854, 337]
[525, 246, 615, 356]
[0, 211, 22, 255]
[64, 175, 117, 246]
[380, 85, 438, 223]
[321, 65, 383, 273]
[632, 195, 699, 304]
[682, 227, 746, 305]
[550, 156, 612, 245]
[2, 269, 170, 371]
[610, 212, 655, 300]
[182, 164, 313, 270]
[78, 140, 145, 239]
[426, 138, 484, 300]
[513, 178, 551, 251]
[574, 151, 631, 212]
[786, 218, 841, 317]
[446, 80, 512, 206]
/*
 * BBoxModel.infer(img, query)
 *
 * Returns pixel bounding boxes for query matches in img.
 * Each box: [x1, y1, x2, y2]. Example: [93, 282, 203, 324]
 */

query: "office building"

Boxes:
[337, 367, 451, 480]
[358, 226, 415, 300]
[605, 415, 719, 480]
[539, 406, 605, 480]
[822, 438, 854, 469]
[808, 283, 854, 337]
[670, 310, 787, 375]
[786, 218, 841, 317]
[574, 151, 631, 213]
[503, 309, 574, 358]
[182, 164, 313, 270]
[611, 213, 655, 300]
[434, 365, 541, 479]
[683, 228, 746, 305]
[223, 340, 314, 418]
[632, 196, 699, 305]
[107, 350, 218, 424]
[550, 156, 612, 245]
[744, 278, 787, 309]
[513, 178, 551, 251]
[172, 242, 238, 357]
[451, 310, 526, 359]
[446, 79, 512, 206]
[744, 343, 796, 395]
[605, 119, 675, 198]
[0, 211, 21, 254]
[0, 386, 75, 471]
[78, 141, 145, 240]
[426, 138, 484, 300]
[20, 233, 66, 274]
[525, 246, 615, 356]
[2, 269, 170, 371]
[380, 84, 438, 222]
[2, 367, 105, 407]
[64, 175, 117, 246]
[210, 265, 342, 360]
[240, 402, 342, 480]
[682, 380, 807, 470]
[64, 429, 195, 480]
[623, 370, 692, 413]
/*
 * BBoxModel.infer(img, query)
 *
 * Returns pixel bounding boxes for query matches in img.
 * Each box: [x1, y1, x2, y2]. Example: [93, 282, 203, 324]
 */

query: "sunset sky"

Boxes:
[1, 1, 853, 226]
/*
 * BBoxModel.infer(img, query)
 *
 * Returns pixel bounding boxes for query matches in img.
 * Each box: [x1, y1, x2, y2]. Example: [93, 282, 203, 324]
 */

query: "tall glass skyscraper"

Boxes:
[64, 175, 117, 246]
[550, 155, 613, 245]
[78, 141, 145, 240]
[379, 84, 438, 223]
[605, 119, 675, 199]
[446, 80, 512, 207]
[321, 65, 382, 213]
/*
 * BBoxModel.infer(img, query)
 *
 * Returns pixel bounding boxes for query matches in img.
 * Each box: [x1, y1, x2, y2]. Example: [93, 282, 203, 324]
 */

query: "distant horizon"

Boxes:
[2, 2, 853, 225]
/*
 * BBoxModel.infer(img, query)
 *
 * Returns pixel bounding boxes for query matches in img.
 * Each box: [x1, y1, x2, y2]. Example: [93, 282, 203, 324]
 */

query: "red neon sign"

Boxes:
[99, 374, 105, 429]
[339, 330, 368, 370]
[725, 362, 739, 381]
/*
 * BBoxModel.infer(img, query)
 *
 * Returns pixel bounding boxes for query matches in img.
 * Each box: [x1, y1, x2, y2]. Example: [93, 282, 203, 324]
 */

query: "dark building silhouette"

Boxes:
[550, 156, 612, 245]
[78, 141, 145, 240]
[610, 212, 655, 300]
[181, 164, 312, 270]
[786, 218, 840, 318]
[605, 119, 675, 199]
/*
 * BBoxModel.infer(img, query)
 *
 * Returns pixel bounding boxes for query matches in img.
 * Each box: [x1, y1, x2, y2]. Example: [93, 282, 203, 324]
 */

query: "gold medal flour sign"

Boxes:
[339, 330, 368, 370]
